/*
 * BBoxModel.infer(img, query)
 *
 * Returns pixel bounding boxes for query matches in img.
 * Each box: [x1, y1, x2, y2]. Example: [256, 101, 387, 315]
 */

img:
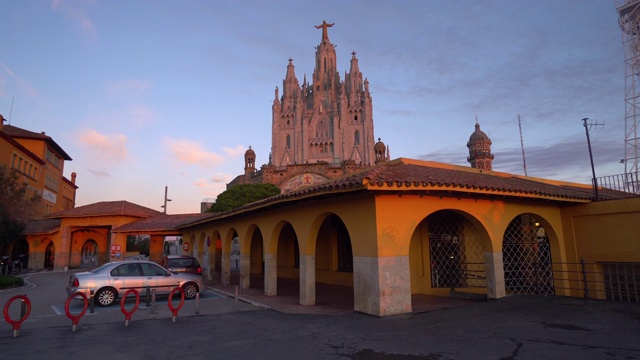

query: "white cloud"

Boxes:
[51, 0, 96, 36]
[76, 129, 128, 163]
[223, 145, 246, 157]
[164, 138, 225, 168]
[107, 79, 153, 98]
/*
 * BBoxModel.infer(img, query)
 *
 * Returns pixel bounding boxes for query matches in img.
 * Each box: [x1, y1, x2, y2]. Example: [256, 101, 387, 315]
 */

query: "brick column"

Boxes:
[299, 254, 315, 305]
[484, 252, 506, 299]
[354, 256, 412, 316]
[55, 226, 71, 271]
[264, 253, 277, 296]
[239, 252, 251, 289]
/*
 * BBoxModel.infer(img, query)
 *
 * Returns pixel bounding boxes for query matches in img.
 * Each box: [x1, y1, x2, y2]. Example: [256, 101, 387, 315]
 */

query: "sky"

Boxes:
[0, 0, 629, 214]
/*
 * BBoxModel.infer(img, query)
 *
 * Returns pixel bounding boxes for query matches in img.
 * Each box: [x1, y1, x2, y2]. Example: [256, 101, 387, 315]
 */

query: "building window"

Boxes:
[354, 130, 360, 145]
[45, 148, 62, 169]
[45, 172, 59, 191]
[286, 135, 291, 149]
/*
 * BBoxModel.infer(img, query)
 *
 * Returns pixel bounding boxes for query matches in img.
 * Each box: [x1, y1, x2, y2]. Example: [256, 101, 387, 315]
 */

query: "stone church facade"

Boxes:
[228, 21, 389, 193]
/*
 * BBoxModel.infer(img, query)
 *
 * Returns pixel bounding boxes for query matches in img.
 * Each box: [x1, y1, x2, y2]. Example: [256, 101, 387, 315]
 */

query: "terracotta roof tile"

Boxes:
[184, 158, 606, 227]
[46, 200, 163, 219]
[114, 213, 215, 232]
[3, 124, 72, 160]
[22, 219, 61, 235]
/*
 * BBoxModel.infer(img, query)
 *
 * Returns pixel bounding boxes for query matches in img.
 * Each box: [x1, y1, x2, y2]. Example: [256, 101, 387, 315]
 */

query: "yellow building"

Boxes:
[0, 114, 77, 261]
[173, 158, 640, 316]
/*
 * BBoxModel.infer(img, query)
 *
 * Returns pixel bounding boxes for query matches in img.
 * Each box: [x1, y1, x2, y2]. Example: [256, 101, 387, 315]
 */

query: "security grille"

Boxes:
[503, 214, 554, 294]
[602, 262, 640, 302]
[429, 211, 485, 288]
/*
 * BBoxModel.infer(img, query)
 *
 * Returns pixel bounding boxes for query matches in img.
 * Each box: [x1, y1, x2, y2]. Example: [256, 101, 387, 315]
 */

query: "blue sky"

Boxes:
[0, 0, 627, 214]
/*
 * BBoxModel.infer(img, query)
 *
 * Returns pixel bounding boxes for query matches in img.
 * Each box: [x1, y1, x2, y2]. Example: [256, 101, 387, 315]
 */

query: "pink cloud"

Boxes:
[164, 138, 225, 167]
[77, 129, 128, 163]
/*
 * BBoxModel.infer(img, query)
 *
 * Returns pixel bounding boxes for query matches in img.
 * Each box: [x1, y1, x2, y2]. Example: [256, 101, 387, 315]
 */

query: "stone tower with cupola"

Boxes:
[270, 20, 375, 168]
[467, 121, 494, 170]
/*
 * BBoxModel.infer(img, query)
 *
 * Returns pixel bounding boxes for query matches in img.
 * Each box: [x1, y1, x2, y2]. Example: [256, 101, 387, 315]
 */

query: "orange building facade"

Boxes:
[0, 114, 77, 261]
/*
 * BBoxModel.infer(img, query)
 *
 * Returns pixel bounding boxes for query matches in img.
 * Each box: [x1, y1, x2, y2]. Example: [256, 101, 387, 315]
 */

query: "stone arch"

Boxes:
[80, 239, 99, 268]
[409, 209, 490, 298]
[222, 228, 239, 285]
[502, 213, 558, 295]
[44, 240, 55, 269]
[196, 232, 206, 261]
[313, 213, 354, 306]
[247, 225, 264, 288]
[209, 230, 222, 282]
[186, 233, 196, 255]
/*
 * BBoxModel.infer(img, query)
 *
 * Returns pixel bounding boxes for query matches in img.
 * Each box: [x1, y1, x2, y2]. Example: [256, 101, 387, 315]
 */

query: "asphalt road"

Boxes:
[1, 271, 639, 360]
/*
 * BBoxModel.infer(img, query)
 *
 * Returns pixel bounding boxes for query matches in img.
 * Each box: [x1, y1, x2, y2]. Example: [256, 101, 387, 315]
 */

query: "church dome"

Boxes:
[374, 137, 386, 152]
[469, 123, 490, 142]
[245, 146, 256, 157]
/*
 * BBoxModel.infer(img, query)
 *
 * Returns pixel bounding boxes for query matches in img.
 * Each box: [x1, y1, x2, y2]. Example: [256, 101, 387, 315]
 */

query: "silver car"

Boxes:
[66, 260, 205, 307]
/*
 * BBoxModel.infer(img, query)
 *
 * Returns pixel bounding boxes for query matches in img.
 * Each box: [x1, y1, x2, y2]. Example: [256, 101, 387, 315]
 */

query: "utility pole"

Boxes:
[161, 186, 172, 214]
[582, 118, 604, 201]
[518, 115, 527, 176]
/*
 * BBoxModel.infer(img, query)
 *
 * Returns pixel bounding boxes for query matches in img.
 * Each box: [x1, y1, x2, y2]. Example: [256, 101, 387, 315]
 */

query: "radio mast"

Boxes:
[518, 115, 527, 176]
[617, 0, 640, 183]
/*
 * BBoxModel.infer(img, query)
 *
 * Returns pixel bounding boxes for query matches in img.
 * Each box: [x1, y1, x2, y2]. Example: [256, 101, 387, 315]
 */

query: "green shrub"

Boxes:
[0, 275, 24, 289]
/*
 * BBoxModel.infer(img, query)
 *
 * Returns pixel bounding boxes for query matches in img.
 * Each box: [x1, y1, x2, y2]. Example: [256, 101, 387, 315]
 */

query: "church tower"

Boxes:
[271, 21, 375, 167]
[467, 121, 494, 170]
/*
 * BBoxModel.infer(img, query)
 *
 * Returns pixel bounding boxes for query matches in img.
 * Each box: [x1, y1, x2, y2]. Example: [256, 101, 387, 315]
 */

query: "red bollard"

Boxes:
[120, 289, 140, 327]
[167, 287, 185, 323]
[65, 292, 88, 332]
[3, 295, 31, 337]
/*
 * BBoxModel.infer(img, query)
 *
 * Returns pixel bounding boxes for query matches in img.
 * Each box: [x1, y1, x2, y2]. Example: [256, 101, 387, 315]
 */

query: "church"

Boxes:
[227, 20, 389, 193]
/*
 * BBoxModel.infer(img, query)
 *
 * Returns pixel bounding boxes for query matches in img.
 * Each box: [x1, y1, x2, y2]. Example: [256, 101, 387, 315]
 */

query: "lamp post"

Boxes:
[161, 186, 172, 214]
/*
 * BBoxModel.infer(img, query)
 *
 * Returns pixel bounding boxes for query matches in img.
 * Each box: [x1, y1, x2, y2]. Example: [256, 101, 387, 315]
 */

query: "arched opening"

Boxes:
[80, 239, 99, 268]
[502, 213, 554, 295]
[45, 241, 55, 269]
[249, 229, 264, 288]
[275, 222, 300, 297]
[410, 210, 486, 303]
[11, 238, 30, 269]
[315, 214, 354, 307]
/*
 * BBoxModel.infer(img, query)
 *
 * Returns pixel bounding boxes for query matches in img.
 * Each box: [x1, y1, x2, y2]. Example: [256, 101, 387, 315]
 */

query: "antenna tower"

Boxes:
[617, 0, 640, 182]
[518, 115, 527, 176]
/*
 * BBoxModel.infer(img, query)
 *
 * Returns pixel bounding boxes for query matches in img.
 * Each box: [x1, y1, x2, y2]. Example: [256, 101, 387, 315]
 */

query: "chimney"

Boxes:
[0, 114, 5, 131]
[71, 172, 77, 184]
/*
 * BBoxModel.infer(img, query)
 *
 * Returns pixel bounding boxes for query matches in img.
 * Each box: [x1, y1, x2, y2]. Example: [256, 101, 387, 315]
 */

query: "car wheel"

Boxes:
[182, 283, 199, 299]
[95, 288, 117, 307]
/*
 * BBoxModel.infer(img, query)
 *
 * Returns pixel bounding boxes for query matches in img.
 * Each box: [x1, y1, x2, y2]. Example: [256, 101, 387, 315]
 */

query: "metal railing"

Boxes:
[595, 172, 640, 198]
[448, 260, 639, 303]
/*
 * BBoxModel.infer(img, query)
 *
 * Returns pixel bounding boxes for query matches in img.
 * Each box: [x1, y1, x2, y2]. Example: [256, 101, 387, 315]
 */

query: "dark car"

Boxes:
[161, 255, 203, 276]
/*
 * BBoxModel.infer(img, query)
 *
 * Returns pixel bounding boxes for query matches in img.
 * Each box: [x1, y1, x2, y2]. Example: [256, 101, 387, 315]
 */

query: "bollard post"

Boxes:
[20, 298, 27, 319]
[150, 288, 157, 314]
[195, 292, 200, 315]
[89, 290, 95, 314]
[224, 272, 228, 288]
[145, 287, 151, 308]
[234, 285, 238, 312]
[239, 274, 244, 294]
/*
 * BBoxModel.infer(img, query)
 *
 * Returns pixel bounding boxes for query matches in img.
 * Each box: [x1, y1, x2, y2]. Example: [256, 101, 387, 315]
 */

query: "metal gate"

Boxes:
[428, 211, 486, 289]
[503, 214, 554, 295]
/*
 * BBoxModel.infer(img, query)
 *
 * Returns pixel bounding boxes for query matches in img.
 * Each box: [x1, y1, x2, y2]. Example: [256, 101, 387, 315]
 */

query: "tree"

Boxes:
[207, 183, 281, 213]
[0, 165, 42, 248]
